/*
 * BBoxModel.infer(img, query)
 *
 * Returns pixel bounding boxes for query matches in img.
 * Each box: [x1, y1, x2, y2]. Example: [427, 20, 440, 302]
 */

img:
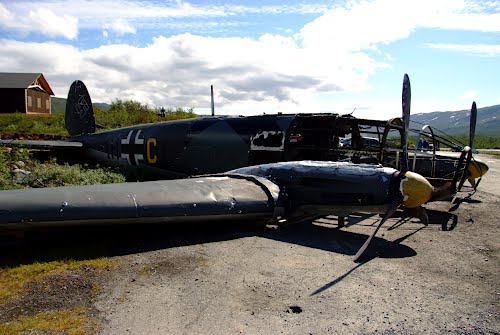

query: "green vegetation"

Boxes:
[1, 98, 196, 136]
[0, 98, 198, 189]
[50, 96, 68, 114]
[0, 146, 125, 190]
[0, 113, 66, 136]
[408, 134, 500, 150]
[95, 99, 195, 129]
[449, 134, 500, 149]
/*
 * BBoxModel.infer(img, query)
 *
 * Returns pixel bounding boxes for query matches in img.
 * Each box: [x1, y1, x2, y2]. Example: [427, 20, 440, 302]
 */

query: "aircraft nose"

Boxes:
[400, 171, 434, 208]
[468, 161, 488, 179]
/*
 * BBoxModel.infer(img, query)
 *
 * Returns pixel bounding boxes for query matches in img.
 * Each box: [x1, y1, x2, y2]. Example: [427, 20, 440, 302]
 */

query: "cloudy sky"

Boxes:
[1, 0, 499, 119]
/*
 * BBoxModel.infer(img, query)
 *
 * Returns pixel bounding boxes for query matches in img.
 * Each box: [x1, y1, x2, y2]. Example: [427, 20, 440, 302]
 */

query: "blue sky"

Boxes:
[0, 0, 499, 119]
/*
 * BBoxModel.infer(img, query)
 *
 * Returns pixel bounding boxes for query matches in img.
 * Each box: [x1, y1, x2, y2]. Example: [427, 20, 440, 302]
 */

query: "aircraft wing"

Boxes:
[0, 174, 280, 229]
[0, 139, 82, 149]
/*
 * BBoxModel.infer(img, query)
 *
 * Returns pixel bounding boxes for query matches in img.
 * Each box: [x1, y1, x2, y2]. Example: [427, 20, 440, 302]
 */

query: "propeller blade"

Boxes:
[414, 206, 429, 225]
[469, 101, 477, 149]
[469, 178, 477, 191]
[353, 200, 401, 262]
[474, 176, 482, 190]
[401, 74, 411, 173]
[451, 147, 469, 188]
[457, 148, 473, 192]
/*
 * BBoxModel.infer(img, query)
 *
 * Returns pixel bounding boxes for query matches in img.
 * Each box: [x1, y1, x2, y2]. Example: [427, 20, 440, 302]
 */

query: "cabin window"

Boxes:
[27, 96, 32, 107]
[37, 98, 41, 108]
[46, 99, 49, 109]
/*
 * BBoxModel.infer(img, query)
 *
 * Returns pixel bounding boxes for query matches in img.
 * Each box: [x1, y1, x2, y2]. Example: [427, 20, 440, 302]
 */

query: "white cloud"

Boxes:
[0, 4, 78, 39]
[427, 43, 500, 56]
[29, 8, 78, 39]
[0, 30, 375, 111]
[299, 0, 417, 52]
[1, 0, 499, 117]
[300, 0, 500, 52]
[1, 1, 330, 30]
[103, 19, 137, 36]
[460, 90, 478, 101]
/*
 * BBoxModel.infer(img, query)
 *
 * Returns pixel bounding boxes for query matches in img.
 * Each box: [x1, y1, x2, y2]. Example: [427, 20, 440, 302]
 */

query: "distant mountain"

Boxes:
[50, 97, 66, 114]
[51, 97, 111, 114]
[410, 104, 500, 136]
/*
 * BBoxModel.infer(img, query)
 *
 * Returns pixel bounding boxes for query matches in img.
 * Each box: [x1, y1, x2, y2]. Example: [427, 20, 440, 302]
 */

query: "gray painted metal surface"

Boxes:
[0, 161, 403, 229]
[0, 174, 279, 228]
[0, 140, 83, 148]
[231, 161, 400, 216]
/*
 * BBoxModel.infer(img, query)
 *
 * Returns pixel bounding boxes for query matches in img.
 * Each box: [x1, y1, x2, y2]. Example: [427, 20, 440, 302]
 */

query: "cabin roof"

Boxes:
[0, 72, 54, 95]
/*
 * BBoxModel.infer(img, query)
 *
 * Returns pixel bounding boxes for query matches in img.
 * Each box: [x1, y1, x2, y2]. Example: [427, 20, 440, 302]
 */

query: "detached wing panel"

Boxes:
[0, 140, 83, 149]
[0, 175, 279, 228]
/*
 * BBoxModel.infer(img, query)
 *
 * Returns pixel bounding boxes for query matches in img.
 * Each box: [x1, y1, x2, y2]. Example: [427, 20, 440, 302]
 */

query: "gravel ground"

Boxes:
[1, 154, 499, 334]
[95, 154, 499, 334]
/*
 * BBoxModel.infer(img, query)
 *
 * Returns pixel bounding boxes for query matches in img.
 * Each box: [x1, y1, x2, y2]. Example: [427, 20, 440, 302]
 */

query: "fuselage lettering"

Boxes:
[147, 138, 158, 164]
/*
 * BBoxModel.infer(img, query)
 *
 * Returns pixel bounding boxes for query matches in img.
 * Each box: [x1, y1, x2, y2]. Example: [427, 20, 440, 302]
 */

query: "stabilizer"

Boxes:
[65, 80, 96, 136]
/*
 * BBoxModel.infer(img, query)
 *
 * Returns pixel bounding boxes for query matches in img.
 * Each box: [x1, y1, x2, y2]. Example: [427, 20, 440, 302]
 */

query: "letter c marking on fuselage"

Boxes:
[147, 138, 157, 163]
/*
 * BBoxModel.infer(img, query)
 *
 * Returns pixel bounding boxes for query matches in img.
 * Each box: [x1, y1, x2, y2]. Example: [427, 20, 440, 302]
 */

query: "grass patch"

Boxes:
[0, 258, 113, 304]
[0, 113, 67, 136]
[0, 307, 95, 335]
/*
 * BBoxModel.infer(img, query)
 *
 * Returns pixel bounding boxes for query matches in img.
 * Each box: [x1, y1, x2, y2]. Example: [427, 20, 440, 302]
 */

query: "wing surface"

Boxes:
[0, 174, 279, 228]
[0, 139, 82, 149]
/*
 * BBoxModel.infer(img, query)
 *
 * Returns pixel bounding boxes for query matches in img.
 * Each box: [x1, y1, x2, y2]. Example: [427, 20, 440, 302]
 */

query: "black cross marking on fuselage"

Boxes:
[121, 129, 144, 166]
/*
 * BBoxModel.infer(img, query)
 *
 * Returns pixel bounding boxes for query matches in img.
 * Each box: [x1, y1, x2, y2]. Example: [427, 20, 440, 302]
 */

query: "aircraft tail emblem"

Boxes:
[65, 80, 96, 136]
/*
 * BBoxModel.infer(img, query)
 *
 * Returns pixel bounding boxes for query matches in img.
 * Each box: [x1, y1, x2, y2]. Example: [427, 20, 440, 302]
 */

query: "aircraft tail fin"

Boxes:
[65, 80, 96, 136]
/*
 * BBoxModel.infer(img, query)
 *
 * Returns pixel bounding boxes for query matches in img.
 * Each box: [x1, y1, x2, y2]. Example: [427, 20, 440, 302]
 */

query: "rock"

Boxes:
[15, 160, 26, 169]
[12, 168, 32, 183]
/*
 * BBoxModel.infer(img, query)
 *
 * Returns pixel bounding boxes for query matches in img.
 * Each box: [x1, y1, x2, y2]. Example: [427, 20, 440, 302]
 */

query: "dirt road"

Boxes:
[92, 154, 499, 334]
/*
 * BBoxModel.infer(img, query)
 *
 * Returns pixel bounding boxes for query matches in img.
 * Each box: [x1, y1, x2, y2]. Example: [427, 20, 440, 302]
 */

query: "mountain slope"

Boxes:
[411, 104, 500, 135]
[51, 97, 111, 114]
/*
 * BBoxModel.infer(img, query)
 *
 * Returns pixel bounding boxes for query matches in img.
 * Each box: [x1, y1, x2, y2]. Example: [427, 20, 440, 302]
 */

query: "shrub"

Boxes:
[0, 149, 125, 190]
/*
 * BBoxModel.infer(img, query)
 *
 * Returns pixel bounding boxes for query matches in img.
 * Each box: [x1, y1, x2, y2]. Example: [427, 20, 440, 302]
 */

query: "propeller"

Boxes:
[457, 148, 473, 192]
[466, 159, 488, 192]
[354, 74, 432, 262]
[469, 159, 488, 191]
[353, 171, 434, 261]
[469, 101, 477, 150]
[354, 200, 400, 261]
[451, 146, 471, 192]
[467, 102, 488, 191]
[401, 74, 411, 173]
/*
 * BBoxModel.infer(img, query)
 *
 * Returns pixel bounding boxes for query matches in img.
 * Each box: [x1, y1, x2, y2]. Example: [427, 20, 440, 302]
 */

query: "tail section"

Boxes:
[65, 80, 96, 136]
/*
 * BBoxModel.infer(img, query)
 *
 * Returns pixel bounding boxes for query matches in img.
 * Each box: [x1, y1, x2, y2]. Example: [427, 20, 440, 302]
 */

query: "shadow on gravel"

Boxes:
[0, 220, 261, 267]
[2, 201, 462, 268]
[448, 197, 482, 212]
[0, 210, 434, 268]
